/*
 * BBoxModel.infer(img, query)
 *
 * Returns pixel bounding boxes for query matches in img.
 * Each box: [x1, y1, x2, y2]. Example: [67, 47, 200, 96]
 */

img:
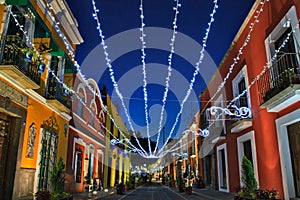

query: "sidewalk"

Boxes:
[192, 187, 235, 200]
[72, 188, 116, 200]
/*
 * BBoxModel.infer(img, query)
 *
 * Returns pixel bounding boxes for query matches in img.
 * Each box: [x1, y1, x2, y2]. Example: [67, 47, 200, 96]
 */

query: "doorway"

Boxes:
[287, 122, 300, 197]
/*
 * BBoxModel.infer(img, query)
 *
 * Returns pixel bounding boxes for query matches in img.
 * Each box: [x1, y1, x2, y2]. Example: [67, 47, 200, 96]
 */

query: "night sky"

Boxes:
[66, 0, 255, 147]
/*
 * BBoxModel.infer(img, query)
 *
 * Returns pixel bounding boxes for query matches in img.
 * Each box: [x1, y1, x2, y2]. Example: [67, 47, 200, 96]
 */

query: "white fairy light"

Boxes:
[91, 0, 148, 156]
[139, 0, 152, 154]
[195, 19, 299, 144]
[202, 0, 269, 110]
[157, 0, 219, 156]
[153, 0, 181, 156]
[7, 3, 148, 158]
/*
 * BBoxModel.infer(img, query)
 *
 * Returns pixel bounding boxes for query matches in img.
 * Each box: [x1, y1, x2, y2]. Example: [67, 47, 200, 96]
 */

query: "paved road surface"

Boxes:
[99, 184, 211, 200]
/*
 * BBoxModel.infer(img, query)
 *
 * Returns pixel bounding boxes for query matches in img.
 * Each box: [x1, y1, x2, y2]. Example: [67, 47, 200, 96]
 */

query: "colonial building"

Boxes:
[101, 87, 131, 189]
[0, 0, 82, 199]
[65, 75, 106, 193]
[198, 0, 300, 199]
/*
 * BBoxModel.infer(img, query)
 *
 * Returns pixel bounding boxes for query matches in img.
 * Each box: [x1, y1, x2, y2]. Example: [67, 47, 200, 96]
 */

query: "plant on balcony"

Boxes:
[62, 85, 73, 96]
[21, 47, 47, 73]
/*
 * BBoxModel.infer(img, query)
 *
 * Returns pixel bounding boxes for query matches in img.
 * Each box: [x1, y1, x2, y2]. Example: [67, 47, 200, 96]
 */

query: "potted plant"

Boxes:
[49, 157, 72, 200]
[21, 46, 47, 73]
[235, 156, 257, 200]
[177, 176, 184, 193]
[62, 85, 73, 96]
[184, 185, 192, 195]
[196, 176, 205, 189]
[34, 190, 51, 200]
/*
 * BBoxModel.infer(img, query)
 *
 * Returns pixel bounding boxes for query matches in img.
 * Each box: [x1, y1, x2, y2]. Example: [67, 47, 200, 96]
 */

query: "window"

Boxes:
[265, 6, 300, 89]
[6, 6, 35, 43]
[238, 77, 248, 108]
[232, 66, 251, 111]
[265, 7, 300, 64]
[74, 148, 83, 183]
[217, 143, 229, 192]
[243, 140, 253, 164]
[38, 130, 58, 190]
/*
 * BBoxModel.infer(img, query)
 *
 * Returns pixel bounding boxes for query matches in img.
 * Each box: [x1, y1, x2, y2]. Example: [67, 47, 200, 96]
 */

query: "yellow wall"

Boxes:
[21, 97, 69, 169]
[103, 95, 112, 189]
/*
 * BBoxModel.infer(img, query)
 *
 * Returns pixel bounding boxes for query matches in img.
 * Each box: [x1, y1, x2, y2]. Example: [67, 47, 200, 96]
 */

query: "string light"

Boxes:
[6, 3, 148, 158]
[163, 19, 300, 158]
[91, 0, 149, 156]
[139, 0, 152, 154]
[157, 0, 219, 156]
[202, 0, 269, 111]
[153, 0, 181, 155]
[8, 0, 284, 159]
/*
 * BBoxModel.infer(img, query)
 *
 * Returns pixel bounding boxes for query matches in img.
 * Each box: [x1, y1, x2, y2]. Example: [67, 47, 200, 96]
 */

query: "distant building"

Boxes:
[101, 88, 131, 189]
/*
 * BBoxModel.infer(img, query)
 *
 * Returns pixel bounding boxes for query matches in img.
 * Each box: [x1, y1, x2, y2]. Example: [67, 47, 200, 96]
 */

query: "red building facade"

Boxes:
[65, 75, 106, 193]
[199, 0, 300, 199]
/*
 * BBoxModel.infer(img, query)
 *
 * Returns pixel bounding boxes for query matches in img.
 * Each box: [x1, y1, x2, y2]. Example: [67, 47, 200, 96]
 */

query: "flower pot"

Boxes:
[24, 52, 33, 62]
[38, 63, 46, 73]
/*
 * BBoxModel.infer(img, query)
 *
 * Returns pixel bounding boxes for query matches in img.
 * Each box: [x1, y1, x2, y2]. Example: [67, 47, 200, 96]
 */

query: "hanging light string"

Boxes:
[139, 0, 152, 154]
[153, 0, 181, 155]
[157, 0, 219, 156]
[159, 129, 197, 158]
[228, 19, 300, 109]
[161, 0, 269, 156]
[201, 0, 269, 113]
[43, 1, 76, 62]
[163, 19, 300, 157]
[91, 0, 149, 156]
[199, 18, 300, 140]
[6, 5, 46, 64]
[6, 4, 148, 158]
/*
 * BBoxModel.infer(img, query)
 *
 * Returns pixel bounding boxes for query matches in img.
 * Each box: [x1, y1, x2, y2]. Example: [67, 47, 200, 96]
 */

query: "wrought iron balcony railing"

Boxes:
[258, 53, 300, 105]
[0, 35, 41, 85]
[46, 77, 71, 109]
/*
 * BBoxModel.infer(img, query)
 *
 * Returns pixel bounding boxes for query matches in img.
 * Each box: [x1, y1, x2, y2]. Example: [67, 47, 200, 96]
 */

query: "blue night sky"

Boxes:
[66, 0, 255, 146]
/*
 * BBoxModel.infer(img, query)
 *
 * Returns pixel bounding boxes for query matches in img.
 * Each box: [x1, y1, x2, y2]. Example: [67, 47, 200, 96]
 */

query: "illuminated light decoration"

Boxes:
[44, 2, 76, 62]
[139, 0, 151, 154]
[157, 0, 219, 156]
[153, 0, 181, 156]
[208, 105, 252, 119]
[207, 19, 300, 135]
[10, 0, 285, 159]
[202, 0, 269, 110]
[91, 0, 149, 156]
[7, 2, 148, 158]
[110, 138, 130, 145]
[163, 18, 300, 158]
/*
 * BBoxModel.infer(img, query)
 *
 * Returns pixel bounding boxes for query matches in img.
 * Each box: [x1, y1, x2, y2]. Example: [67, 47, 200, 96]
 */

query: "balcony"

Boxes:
[46, 77, 71, 113]
[258, 53, 300, 112]
[227, 97, 253, 133]
[0, 35, 41, 89]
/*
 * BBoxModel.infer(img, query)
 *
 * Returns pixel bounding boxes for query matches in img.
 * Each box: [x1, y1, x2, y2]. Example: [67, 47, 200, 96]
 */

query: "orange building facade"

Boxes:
[0, 0, 82, 199]
[199, 0, 300, 199]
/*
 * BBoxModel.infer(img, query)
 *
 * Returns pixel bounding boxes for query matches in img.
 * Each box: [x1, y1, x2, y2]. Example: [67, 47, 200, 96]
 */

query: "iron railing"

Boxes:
[45, 77, 71, 109]
[0, 35, 41, 85]
[258, 53, 300, 104]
